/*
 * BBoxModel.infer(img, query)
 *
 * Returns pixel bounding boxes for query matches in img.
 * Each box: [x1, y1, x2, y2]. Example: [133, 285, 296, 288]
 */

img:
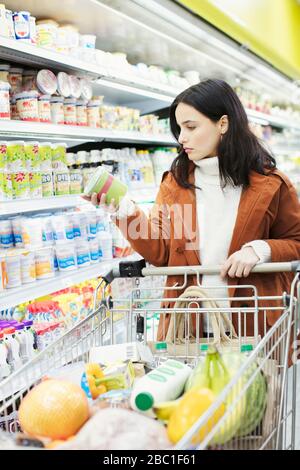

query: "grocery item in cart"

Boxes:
[130, 359, 191, 414]
[83, 166, 128, 206]
[18, 379, 89, 440]
[56, 408, 171, 450]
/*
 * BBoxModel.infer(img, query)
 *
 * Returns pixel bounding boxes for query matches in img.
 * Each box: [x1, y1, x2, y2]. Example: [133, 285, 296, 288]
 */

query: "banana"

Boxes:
[153, 397, 183, 422]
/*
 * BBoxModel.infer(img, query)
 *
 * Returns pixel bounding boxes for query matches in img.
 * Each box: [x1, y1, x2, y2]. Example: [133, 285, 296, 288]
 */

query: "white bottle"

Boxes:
[130, 359, 191, 414]
[3, 328, 22, 372]
[98, 230, 113, 260]
[0, 332, 11, 380]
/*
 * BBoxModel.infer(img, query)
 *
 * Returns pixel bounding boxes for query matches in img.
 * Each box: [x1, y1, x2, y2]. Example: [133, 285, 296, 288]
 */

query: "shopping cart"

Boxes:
[0, 259, 299, 450]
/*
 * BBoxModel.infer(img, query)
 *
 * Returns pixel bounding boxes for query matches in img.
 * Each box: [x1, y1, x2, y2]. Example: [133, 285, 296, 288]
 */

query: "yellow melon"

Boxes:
[19, 379, 89, 440]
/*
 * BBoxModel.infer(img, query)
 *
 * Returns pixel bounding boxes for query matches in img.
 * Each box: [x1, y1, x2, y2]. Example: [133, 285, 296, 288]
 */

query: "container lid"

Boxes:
[15, 91, 38, 100]
[0, 80, 10, 90]
[199, 344, 208, 351]
[3, 327, 15, 335]
[135, 392, 154, 411]
[22, 320, 33, 327]
[80, 78, 92, 101]
[241, 344, 253, 352]
[69, 75, 81, 99]
[22, 69, 37, 76]
[14, 323, 24, 330]
[155, 341, 167, 351]
[9, 67, 23, 74]
[50, 95, 64, 103]
[64, 97, 76, 104]
[57, 72, 71, 98]
[37, 69, 57, 95]
[38, 94, 51, 100]
[0, 64, 10, 71]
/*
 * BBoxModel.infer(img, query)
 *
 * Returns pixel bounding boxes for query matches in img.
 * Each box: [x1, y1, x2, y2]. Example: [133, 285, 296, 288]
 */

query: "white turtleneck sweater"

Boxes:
[116, 156, 271, 331]
[194, 156, 270, 330]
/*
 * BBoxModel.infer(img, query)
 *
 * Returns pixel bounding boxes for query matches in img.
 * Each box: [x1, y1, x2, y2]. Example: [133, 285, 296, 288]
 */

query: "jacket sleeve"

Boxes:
[113, 183, 171, 267]
[265, 180, 300, 262]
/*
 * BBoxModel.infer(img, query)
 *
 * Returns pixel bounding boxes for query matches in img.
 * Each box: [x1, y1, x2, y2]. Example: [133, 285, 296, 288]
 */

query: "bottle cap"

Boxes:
[135, 392, 154, 411]
[199, 344, 208, 351]
[241, 344, 253, 352]
[155, 342, 167, 351]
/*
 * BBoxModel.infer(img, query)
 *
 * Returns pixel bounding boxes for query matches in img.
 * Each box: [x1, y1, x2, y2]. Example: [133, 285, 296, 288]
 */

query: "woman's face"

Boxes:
[175, 102, 225, 161]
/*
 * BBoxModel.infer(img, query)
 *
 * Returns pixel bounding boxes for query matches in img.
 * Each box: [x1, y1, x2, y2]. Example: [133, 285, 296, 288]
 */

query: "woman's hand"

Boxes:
[81, 193, 118, 213]
[221, 246, 259, 279]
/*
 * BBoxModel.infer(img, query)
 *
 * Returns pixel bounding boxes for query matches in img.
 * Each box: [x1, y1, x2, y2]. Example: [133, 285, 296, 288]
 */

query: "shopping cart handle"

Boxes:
[103, 259, 146, 284]
[141, 261, 300, 276]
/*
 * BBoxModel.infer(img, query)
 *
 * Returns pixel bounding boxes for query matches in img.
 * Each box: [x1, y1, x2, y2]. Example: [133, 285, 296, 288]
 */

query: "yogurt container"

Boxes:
[84, 166, 128, 207]
[5, 10, 15, 40]
[41, 215, 54, 246]
[69, 75, 81, 99]
[57, 72, 71, 97]
[20, 250, 36, 284]
[0, 171, 13, 201]
[0, 141, 8, 169]
[79, 34, 96, 49]
[13, 11, 30, 42]
[76, 100, 88, 126]
[63, 97, 77, 125]
[0, 81, 10, 120]
[51, 143, 67, 169]
[36, 20, 58, 50]
[87, 100, 101, 128]
[0, 64, 10, 83]
[21, 217, 44, 249]
[8, 67, 23, 94]
[11, 170, 30, 200]
[22, 69, 38, 92]
[39, 142, 52, 169]
[88, 237, 99, 263]
[76, 241, 91, 267]
[41, 171, 54, 197]
[69, 167, 83, 194]
[5, 253, 22, 288]
[30, 16, 37, 45]
[24, 141, 40, 170]
[0, 220, 14, 248]
[53, 169, 70, 195]
[38, 94, 51, 123]
[80, 78, 93, 101]
[52, 214, 74, 243]
[35, 246, 55, 279]
[10, 97, 19, 120]
[29, 171, 42, 198]
[50, 95, 64, 124]
[10, 217, 23, 247]
[7, 141, 25, 171]
[55, 243, 77, 271]
[15, 91, 39, 122]
[37, 69, 57, 95]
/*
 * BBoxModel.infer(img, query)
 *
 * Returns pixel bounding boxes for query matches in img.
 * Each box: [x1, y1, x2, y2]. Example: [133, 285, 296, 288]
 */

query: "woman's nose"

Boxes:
[178, 130, 187, 145]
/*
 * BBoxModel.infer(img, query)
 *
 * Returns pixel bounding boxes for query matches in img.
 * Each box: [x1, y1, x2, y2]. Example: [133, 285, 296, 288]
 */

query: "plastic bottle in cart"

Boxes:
[0, 331, 11, 380]
[154, 342, 168, 367]
[14, 323, 28, 364]
[130, 359, 191, 414]
[3, 327, 22, 371]
[240, 344, 253, 355]
[192, 343, 208, 368]
[21, 320, 35, 360]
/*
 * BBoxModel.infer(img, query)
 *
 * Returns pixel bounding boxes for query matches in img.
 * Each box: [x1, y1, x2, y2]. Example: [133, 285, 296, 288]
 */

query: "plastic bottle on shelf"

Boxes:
[21, 320, 36, 361]
[0, 330, 10, 380]
[154, 341, 168, 367]
[3, 327, 22, 371]
[98, 228, 113, 261]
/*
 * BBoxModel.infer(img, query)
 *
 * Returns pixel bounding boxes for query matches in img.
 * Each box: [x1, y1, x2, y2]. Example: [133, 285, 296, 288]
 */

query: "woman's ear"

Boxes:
[219, 115, 229, 135]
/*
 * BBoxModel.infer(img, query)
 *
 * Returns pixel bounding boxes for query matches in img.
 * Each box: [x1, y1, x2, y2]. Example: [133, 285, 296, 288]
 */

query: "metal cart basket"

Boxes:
[0, 260, 299, 450]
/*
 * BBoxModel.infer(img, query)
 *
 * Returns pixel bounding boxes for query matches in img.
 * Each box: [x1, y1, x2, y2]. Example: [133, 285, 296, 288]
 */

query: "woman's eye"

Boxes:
[187, 126, 196, 130]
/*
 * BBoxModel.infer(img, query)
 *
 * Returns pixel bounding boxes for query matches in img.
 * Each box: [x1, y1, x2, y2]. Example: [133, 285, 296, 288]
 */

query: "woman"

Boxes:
[86, 79, 300, 349]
